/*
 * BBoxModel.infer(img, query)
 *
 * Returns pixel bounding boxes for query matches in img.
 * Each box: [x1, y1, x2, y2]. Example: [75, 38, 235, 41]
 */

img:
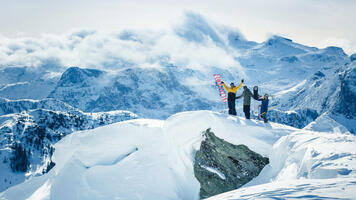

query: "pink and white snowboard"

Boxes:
[213, 74, 227, 102]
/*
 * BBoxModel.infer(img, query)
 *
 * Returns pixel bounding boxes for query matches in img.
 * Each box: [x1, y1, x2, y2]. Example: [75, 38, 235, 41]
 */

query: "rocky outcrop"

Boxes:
[335, 64, 356, 119]
[194, 128, 269, 199]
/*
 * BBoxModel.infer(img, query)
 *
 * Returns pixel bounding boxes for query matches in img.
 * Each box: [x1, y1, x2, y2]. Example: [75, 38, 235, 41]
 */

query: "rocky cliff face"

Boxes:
[194, 128, 269, 199]
[334, 63, 356, 119]
[49, 66, 215, 119]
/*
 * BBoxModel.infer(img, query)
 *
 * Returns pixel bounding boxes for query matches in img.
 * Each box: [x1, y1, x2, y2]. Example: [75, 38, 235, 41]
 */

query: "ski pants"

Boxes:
[243, 105, 250, 119]
[228, 99, 237, 116]
[261, 112, 268, 123]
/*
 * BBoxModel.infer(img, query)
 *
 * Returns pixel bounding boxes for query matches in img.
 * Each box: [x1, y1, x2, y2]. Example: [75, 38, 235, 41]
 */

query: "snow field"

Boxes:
[1, 110, 355, 200]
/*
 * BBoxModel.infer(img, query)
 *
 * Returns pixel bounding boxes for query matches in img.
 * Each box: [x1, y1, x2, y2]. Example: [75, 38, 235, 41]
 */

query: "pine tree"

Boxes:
[10, 143, 30, 172]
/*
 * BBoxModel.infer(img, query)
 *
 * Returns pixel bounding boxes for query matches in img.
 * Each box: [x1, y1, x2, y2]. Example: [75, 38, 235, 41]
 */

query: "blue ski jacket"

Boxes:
[258, 98, 269, 114]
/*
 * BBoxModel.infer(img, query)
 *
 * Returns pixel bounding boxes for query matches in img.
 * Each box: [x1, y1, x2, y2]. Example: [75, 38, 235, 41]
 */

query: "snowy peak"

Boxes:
[265, 35, 293, 45]
[256, 35, 312, 57]
[48, 67, 108, 112]
[57, 67, 104, 87]
[322, 46, 347, 57]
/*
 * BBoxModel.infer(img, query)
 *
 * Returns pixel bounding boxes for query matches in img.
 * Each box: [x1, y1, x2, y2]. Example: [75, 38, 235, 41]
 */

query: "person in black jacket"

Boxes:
[236, 86, 253, 119]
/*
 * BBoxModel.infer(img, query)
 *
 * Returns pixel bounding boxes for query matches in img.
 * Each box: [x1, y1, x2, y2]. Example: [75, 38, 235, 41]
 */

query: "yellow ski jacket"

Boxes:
[222, 82, 243, 94]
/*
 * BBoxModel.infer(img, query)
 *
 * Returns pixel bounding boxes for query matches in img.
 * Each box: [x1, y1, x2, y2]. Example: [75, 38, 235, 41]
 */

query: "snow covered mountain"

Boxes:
[0, 111, 354, 199]
[271, 56, 356, 132]
[0, 99, 137, 191]
[42, 38, 354, 132]
[48, 66, 217, 119]
[0, 12, 354, 133]
[0, 67, 60, 100]
[42, 36, 353, 132]
[0, 98, 80, 115]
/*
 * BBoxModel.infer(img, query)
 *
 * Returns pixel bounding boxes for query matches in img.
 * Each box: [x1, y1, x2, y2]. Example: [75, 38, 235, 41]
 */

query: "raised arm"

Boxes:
[236, 79, 244, 91]
[222, 82, 230, 91]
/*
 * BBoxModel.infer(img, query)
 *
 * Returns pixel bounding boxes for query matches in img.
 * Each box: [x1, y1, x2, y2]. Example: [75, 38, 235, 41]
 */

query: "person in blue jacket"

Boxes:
[258, 94, 269, 123]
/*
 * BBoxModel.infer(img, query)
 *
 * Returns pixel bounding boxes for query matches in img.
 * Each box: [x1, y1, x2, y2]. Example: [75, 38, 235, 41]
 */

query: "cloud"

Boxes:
[174, 11, 226, 47]
[0, 12, 245, 77]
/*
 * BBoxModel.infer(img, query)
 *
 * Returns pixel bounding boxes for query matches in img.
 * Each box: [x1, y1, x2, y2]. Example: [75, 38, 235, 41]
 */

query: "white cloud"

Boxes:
[0, 10, 353, 85]
[0, 13, 245, 77]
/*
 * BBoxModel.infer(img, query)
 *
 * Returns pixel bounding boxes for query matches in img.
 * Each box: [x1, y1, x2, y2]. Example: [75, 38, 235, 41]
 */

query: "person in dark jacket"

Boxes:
[221, 80, 244, 115]
[258, 94, 269, 123]
[236, 86, 253, 119]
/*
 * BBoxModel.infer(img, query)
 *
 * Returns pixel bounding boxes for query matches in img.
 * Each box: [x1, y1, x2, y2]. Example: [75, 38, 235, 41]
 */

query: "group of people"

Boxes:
[221, 80, 269, 123]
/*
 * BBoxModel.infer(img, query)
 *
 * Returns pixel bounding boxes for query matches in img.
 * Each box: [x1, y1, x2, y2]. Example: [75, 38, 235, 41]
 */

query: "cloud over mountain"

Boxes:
[0, 12, 245, 77]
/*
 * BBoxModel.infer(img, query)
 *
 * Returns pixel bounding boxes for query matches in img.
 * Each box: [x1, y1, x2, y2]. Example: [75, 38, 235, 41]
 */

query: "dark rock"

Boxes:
[334, 65, 356, 120]
[194, 128, 269, 199]
[280, 56, 299, 63]
[312, 71, 325, 80]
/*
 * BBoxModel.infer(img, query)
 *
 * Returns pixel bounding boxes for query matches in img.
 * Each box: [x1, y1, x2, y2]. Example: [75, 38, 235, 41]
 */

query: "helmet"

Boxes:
[230, 82, 234, 87]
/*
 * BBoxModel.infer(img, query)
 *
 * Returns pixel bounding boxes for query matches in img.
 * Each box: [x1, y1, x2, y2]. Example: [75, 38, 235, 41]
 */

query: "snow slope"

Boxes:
[1, 111, 355, 200]
[0, 107, 137, 192]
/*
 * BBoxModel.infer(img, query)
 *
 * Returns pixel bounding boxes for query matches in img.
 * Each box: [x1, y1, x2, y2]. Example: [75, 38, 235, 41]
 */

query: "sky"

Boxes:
[0, 0, 355, 54]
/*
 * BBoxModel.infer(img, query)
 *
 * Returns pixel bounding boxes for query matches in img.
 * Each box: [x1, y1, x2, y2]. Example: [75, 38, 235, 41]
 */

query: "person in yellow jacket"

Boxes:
[221, 79, 244, 115]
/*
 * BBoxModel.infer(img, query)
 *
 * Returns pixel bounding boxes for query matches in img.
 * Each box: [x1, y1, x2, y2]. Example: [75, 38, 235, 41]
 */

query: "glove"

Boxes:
[241, 79, 244, 83]
[221, 81, 224, 84]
